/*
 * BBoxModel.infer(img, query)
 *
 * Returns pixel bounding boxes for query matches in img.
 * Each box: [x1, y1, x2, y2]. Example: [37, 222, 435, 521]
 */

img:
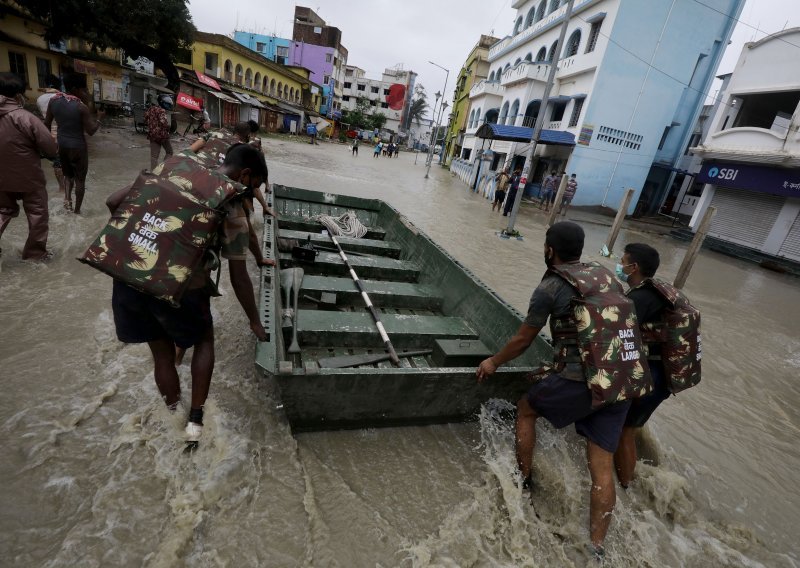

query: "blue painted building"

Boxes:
[233, 32, 291, 65]
[462, 0, 745, 214]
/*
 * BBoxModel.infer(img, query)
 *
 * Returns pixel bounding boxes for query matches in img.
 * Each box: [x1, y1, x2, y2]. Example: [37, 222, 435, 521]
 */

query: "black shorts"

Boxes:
[526, 373, 632, 453]
[112, 280, 213, 349]
[625, 362, 671, 427]
[59, 147, 89, 182]
[494, 189, 506, 204]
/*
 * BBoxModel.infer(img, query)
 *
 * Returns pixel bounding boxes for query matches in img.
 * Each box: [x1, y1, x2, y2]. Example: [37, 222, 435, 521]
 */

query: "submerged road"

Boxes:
[0, 128, 797, 566]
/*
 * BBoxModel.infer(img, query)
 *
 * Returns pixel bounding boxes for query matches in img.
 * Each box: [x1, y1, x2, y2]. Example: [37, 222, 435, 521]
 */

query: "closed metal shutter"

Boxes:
[778, 210, 800, 261]
[709, 188, 785, 250]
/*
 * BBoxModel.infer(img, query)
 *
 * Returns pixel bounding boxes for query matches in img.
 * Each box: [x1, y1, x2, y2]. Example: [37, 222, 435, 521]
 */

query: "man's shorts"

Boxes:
[624, 362, 671, 428]
[112, 280, 213, 349]
[493, 189, 507, 204]
[526, 373, 632, 453]
[540, 190, 553, 201]
[59, 147, 89, 181]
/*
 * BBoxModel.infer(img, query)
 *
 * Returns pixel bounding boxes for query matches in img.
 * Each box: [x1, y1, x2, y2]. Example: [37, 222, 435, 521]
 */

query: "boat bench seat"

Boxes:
[297, 310, 478, 348]
[278, 215, 386, 240]
[301, 275, 443, 310]
[279, 251, 419, 282]
[279, 229, 401, 258]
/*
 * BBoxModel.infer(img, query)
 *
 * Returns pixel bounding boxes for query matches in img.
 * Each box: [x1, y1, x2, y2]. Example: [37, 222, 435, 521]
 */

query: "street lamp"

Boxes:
[425, 61, 449, 179]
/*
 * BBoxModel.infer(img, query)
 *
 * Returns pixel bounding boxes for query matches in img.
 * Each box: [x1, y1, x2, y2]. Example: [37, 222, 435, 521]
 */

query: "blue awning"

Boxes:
[476, 123, 576, 146]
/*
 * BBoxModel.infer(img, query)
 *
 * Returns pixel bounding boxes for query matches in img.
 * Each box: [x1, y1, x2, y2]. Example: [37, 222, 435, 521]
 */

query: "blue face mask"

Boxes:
[615, 263, 629, 282]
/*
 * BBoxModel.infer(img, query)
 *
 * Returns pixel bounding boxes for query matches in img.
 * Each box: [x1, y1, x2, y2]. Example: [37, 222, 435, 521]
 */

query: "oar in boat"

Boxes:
[280, 268, 294, 330]
[327, 233, 401, 366]
[318, 349, 432, 369]
[287, 267, 304, 354]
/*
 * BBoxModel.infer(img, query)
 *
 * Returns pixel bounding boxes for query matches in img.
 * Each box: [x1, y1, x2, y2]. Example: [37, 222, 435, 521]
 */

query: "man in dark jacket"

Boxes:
[0, 73, 58, 260]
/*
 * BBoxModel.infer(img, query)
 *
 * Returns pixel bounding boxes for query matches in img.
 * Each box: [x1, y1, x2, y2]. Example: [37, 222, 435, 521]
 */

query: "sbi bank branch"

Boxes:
[691, 162, 800, 263]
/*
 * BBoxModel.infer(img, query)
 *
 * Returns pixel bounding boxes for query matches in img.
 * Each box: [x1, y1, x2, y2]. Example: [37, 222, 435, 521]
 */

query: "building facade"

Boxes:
[688, 28, 800, 265]
[461, 0, 743, 212]
[340, 65, 417, 137]
[292, 6, 348, 119]
[445, 35, 498, 163]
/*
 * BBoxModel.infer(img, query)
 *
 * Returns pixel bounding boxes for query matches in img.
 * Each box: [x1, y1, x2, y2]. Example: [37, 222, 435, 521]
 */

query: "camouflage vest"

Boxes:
[78, 154, 245, 306]
[631, 278, 702, 393]
[195, 130, 239, 169]
[548, 262, 654, 407]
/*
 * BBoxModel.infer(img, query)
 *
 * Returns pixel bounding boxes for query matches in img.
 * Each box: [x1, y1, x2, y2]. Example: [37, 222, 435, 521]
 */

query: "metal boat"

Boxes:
[256, 185, 553, 432]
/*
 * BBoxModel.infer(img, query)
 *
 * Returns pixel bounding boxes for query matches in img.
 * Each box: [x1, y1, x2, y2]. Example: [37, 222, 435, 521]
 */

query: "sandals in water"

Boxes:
[63, 199, 73, 212]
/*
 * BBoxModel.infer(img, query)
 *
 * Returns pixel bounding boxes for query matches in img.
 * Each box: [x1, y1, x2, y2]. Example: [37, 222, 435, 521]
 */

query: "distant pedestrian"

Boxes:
[352, 138, 359, 156]
[44, 72, 104, 214]
[36, 73, 66, 194]
[503, 169, 522, 216]
[145, 94, 174, 171]
[539, 170, 558, 210]
[560, 174, 578, 216]
[308, 122, 318, 144]
[493, 168, 510, 212]
[0, 73, 58, 260]
[373, 142, 382, 158]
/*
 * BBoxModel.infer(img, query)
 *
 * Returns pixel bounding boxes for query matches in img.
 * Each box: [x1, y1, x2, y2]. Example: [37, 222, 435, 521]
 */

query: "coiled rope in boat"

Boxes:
[312, 211, 368, 239]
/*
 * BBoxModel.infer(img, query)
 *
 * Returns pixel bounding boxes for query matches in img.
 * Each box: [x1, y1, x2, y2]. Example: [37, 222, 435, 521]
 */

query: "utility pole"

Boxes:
[425, 61, 449, 179]
[505, 0, 575, 235]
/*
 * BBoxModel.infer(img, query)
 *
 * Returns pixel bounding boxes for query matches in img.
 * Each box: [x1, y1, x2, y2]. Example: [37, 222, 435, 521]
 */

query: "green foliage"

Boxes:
[341, 97, 386, 131]
[22, 0, 196, 90]
[407, 85, 429, 127]
[369, 112, 387, 130]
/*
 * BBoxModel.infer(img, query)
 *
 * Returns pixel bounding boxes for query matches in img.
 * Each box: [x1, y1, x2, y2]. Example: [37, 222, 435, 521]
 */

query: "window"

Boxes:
[324, 75, 330, 85]
[371, 86, 379, 93]
[344, 81, 352, 89]
[551, 101, 567, 122]
[245, 68, 253, 88]
[547, 41, 558, 62]
[322, 96, 328, 105]
[224, 59, 233, 82]
[357, 83, 365, 91]
[515, 58, 522, 65]
[383, 88, 390, 95]
[536, 47, 547, 61]
[342, 95, 349, 102]
[325, 53, 333, 63]
[235, 64, 243, 85]
[381, 102, 388, 108]
[370, 100, 376, 106]
[256, 42, 266, 52]
[205, 53, 218, 74]
[535, 0, 546, 21]
[586, 20, 603, 53]
[568, 98, 584, 126]
[564, 30, 581, 58]
[524, 53, 533, 62]
[36, 57, 51, 89]
[548, 0, 560, 14]
[525, 6, 536, 28]
[513, 16, 523, 35]
[9, 51, 28, 86]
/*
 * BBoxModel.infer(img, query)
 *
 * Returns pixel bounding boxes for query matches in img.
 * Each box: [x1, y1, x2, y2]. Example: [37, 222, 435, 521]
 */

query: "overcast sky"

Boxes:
[188, 0, 799, 116]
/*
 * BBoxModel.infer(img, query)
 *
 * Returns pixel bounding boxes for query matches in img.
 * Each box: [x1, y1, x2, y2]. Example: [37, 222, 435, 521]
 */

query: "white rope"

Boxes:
[312, 211, 368, 239]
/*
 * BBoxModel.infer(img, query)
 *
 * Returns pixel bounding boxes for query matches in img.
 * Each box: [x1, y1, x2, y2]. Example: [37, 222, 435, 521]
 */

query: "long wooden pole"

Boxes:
[674, 206, 716, 289]
[603, 188, 635, 256]
[329, 234, 400, 366]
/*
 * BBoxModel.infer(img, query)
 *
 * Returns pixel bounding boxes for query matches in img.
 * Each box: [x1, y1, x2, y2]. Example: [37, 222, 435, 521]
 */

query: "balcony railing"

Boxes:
[548, 121, 562, 130]
[469, 80, 504, 100]
[500, 61, 550, 87]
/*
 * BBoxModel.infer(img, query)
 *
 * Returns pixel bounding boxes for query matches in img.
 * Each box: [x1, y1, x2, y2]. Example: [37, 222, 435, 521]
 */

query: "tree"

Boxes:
[369, 112, 387, 131]
[341, 97, 386, 131]
[22, 0, 196, 91]
[407, 85, 429, 128]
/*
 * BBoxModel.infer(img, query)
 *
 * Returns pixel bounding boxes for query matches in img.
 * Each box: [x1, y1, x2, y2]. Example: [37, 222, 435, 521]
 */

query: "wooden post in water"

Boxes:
[674, 206, 716, 289]
[546, 174, 570, 228]
[603, 188, 635, 256]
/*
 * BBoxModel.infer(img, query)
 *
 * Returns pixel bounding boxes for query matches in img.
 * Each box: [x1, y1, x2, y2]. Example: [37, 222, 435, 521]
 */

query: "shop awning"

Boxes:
[209, 91, 240, 104]
[195, 71, 221, 91]
[476, 123, 576, 146]
[242, 94, 265, 109]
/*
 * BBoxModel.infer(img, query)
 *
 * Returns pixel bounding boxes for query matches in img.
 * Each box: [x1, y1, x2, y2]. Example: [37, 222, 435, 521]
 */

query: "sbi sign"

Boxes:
[707, 166, 739, 181]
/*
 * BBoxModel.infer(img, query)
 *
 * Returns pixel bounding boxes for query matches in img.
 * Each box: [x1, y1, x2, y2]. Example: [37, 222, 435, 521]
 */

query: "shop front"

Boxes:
[693, 161, 800, 261]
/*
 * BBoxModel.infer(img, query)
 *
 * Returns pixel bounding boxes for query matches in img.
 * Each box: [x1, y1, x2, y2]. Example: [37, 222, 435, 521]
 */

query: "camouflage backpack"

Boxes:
[195, 130, 239, 169]
[634, 278, 702, 393]
[78, 154, 245, 306]
[548, 262, 654, 408]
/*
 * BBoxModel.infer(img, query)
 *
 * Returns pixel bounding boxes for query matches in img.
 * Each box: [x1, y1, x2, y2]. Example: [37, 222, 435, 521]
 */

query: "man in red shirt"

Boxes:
[145, 95, 174, 170]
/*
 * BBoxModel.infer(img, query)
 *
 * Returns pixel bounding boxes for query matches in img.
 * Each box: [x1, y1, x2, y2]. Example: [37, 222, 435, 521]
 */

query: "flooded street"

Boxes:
[1, 128, 798, 567]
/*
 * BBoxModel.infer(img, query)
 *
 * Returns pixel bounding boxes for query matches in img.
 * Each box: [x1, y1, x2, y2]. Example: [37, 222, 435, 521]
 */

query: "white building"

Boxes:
[460, 0, 743, 213]
[688, 28, 800, 265]
[341, 65, 417, 136]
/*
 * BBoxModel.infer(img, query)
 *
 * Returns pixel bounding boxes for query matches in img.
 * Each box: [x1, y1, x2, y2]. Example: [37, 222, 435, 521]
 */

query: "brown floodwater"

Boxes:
[0, 128, 797, 567]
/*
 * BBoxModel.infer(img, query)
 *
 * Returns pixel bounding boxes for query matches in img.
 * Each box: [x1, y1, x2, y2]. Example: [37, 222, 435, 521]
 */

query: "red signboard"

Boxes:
[195, 71, 221, 91]
[386, 83, 406, 110]
[176, 91, 203, 112]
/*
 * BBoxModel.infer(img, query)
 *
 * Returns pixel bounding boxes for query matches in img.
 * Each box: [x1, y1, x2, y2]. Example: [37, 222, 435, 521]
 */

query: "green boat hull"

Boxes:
[256, 185, 553, 433]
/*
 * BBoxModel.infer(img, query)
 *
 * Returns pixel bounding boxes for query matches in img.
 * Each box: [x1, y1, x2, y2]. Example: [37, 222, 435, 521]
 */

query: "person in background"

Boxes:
[0, 73, 58, 260]
[36, 73, 66, 194]
[44, 72, 104, 214]
[373, 141, 382, 158]
[352, 137, 359, 156]
[144, 94, 174, 171]
[493, 167, 510, 212]
[559, 174, 578, 216]
[503, 169, 522, 216]
[539, 171, 558, 211]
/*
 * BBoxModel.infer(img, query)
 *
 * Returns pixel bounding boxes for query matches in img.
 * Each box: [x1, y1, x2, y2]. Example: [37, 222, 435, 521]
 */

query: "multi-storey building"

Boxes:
[687, 28, 800, 267]
[340, 65, 417, 136]
[461, 0, 743, 213]
[445, 35, 498, 163]
[292, 6, 348, 118]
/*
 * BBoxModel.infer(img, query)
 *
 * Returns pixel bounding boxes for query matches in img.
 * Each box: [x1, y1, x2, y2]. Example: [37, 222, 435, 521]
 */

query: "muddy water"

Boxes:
[0, 130, 797, 567]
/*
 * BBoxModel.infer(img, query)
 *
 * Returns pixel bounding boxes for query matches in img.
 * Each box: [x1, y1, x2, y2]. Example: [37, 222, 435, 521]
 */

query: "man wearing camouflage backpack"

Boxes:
[613, 243, 701, 488]
[476, 221, 652, 558]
